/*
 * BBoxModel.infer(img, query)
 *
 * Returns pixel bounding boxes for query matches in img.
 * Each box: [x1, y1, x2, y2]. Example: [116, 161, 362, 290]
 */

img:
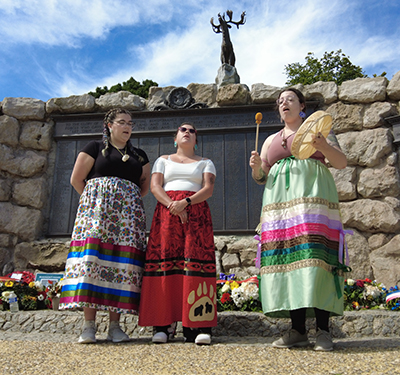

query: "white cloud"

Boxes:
[0, 0, 175, 46]
[1, 0, 400, 100]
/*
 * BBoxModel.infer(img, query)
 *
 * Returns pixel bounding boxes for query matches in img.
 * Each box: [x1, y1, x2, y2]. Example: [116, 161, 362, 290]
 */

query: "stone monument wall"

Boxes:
[1, 72, 400, 287]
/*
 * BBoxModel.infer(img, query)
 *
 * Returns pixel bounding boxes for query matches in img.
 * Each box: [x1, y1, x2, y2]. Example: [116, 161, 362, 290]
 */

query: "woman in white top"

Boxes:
[139, 123, 217, 345]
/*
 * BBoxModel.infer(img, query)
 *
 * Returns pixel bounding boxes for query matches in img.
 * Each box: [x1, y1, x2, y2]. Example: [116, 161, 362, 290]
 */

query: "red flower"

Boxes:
[364, 278, 372, 284]
[221, 293, 232, 304]
[356, 280, 364, 287]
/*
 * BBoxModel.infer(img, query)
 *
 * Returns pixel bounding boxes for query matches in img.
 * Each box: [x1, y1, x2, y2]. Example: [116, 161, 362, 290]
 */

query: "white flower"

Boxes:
[34, 281, 45, 291]
[231, 287, 245, 308]
[2, 291, 11, 299]
[241, 282, 259, 301]
[346, 279, 355, 286]
[363, 285, 381, 299]
[37, 294, 44, 301]
[231, 282, 259, 308]
[221, 283, 231, 293]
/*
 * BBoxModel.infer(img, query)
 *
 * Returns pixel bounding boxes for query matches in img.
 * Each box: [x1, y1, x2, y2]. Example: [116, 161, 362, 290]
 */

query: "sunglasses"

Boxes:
[179, 126, 196, 134]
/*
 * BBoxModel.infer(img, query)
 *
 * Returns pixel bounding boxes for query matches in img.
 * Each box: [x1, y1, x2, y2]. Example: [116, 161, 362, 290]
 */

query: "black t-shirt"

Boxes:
[81, 140, 149, 187]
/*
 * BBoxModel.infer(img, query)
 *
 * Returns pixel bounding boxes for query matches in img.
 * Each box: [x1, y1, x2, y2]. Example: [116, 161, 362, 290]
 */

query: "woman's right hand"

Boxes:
[177, 210, 188, 224]
[249, 151, 262, 171]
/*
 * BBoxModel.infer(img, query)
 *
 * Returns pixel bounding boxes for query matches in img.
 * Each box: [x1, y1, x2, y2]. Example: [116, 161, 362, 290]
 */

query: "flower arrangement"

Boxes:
[0, 275, 48, 311]
[342, 278, 392, 311]
[217, 274, 262, 312]
[216, 274, 400, 314]
[384, 285, 400, 311]
[0, 271, 64, 311]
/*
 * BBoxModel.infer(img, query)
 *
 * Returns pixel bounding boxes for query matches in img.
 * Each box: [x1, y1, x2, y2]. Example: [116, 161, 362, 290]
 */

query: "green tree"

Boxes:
[88, 77, 158, 99]
[284, 50, 385, 86]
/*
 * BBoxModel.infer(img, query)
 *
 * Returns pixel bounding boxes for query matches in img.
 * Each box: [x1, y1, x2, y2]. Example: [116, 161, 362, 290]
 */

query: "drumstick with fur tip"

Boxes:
[255, 112, 263, 152]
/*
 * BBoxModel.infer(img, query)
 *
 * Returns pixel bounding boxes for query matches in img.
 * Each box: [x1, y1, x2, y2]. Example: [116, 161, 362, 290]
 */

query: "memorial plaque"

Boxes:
[48, 104, 318, 236]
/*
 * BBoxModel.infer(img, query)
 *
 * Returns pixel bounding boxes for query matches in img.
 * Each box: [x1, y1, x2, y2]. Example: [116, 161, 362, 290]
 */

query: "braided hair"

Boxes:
[101, 108, 144, 163]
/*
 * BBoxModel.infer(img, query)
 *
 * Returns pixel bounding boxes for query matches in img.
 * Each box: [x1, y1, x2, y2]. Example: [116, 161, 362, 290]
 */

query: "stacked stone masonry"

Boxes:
[1, 310, 399, 339]
[1, 72, 400, 288]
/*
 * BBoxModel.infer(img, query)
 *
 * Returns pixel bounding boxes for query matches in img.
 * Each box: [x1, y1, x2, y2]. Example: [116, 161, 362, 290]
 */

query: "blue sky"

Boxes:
[1, 0, 399, 102]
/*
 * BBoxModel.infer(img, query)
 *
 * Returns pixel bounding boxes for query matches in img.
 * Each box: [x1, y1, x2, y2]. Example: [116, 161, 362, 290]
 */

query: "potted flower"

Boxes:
[45, 279, 63, 310]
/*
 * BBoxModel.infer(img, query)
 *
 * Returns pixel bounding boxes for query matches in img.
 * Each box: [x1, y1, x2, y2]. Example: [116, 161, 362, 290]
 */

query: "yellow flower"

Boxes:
[29, 282, 35, 288]
[5, 281, 14, 287]
[230, 281, 240, 290]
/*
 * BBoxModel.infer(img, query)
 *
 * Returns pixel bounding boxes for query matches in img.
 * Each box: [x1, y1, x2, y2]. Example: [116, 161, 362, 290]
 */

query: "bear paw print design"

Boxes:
[187, 282, 216, 322]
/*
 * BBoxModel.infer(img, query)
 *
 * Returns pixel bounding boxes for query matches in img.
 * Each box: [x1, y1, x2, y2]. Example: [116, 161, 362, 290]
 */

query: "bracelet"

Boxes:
[253, 169, 266, 183]
[185, 197, 192, 206]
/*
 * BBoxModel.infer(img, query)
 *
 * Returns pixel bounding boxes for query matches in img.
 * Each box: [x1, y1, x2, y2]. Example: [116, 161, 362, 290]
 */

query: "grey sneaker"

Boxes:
[152, 331, 168, 344]
[78, 321, 96, 344]
[272, 329, 309, 348]
[314, 329, 333, 351]
[107, 321, 130, 343]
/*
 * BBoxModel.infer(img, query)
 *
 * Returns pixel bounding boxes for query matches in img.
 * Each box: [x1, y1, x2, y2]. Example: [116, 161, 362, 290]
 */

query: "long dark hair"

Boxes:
[101, 108, 143, 162]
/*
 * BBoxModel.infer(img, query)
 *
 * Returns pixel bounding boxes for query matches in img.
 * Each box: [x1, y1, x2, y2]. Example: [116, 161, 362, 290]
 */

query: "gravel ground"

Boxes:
[1, 333, 400, 375]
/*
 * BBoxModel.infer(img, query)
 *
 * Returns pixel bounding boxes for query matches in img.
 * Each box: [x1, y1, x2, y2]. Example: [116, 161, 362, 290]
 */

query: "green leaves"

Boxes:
[284, 50, 370, 86]
[88, 77, 158, 99]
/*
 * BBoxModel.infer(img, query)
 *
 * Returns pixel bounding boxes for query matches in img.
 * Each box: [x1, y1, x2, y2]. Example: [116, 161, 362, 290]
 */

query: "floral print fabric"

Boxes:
[59, 177, 146, 314]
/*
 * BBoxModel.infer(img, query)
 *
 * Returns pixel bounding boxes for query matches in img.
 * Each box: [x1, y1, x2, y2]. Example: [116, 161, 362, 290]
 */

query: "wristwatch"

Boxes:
[185, 197, 192, 206]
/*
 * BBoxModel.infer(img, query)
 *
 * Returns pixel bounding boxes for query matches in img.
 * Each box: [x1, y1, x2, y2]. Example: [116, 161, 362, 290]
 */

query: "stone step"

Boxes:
[1, 310, 399, 339]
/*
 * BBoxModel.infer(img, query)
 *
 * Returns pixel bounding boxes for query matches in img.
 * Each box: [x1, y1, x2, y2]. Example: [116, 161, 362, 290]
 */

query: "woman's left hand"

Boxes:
[311, 132, 328, 151]
[311, 131, 347, 169]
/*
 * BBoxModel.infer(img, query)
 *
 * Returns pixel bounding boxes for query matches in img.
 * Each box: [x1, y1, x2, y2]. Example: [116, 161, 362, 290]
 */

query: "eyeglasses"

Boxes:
[179, 126, 196, 134]
[276, 96, 299, 106]
[113, 120, 134, 129]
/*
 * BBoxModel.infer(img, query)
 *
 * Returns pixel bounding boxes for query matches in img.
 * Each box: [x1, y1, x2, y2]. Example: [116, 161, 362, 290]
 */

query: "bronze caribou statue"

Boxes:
[210, 10, 246, 67]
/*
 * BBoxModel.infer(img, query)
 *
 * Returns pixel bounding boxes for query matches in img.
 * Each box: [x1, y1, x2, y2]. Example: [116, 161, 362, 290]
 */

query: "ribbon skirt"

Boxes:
[59, 177, 146, 314]
[259, 158, 345, 318]
[139, 191, 217, 328]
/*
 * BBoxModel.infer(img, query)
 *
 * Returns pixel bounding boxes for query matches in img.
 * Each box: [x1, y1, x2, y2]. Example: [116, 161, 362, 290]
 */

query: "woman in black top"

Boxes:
[59, 108, 150, 344]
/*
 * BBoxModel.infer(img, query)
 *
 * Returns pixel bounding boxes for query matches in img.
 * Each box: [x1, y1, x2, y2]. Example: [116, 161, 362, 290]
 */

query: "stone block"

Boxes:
[339, 77, 388, 103]
[340, 199, 400, 233]
[2, 97, 46, 121]
[0, 202, 43, 241]
[187, 83, 218, 108]
[216, 84, 251, 106]
[19, 120, 54, 151]
[363, 102, 398, 129]
[250, 83, 282, 104]
[215, 64, 240, 87]
[370, 234, 400, 287]
[303, 81, 338, 105]
[12, 177, 47, 209]
[326, 102, 363, 134]
[221, 252, 240, 271]
[345, 229, 373, 280]
[0, 234, 17, 247]
[337, 128, 393, 168]
[0, 115, 20, 147]
[46, 94, 96, 114]
[0, 145, 47, 177]
[95, 91, 146, 112]
[0, 179, 11, 201]
[329, 166, 357, 201]
[357, 165, 400, 198]
[387, 70, 400, 100]
[368, 233, 391, 250]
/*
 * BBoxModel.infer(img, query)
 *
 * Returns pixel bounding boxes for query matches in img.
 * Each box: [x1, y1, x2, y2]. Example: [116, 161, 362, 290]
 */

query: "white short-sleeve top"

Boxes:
[152, 155, 216, 192]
